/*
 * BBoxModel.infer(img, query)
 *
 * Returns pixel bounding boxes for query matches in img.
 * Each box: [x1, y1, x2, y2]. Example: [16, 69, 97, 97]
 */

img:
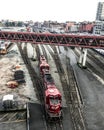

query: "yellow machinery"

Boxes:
[0, 48, 7, 54]
[0, 41, 7, 54]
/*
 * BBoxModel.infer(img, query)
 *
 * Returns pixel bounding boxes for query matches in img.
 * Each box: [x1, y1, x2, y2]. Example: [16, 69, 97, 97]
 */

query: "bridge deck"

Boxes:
[0, 31, 104, 48]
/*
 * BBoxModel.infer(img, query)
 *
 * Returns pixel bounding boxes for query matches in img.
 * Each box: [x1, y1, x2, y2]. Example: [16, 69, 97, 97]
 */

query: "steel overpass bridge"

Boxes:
[0, 31, 104, 48]
[0, 31, 104, 67]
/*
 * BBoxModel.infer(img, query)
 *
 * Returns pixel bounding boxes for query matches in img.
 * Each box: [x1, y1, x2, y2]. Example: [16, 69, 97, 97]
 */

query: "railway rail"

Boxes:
[6, 42, 14, 52]
[87, 49, 104, 80]
[46, 45, 86, 130]
[35, 45, 64, 130]
[17, 43, 44, 104]
[17, 43, 64, 130]
[66, 58, 86, 130]
[93, 49, 104, 57]
[74, 48, 104, 80]
[0, 107, 26, 130]
[41, 45, 48, 62]
[0, 110, 26, 123]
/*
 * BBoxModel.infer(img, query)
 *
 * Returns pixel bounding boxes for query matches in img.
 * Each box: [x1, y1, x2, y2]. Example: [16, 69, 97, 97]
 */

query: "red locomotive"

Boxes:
[40, 55, 47, 63]
[39, 55, 62, 119]
[40, 55, 49, 75]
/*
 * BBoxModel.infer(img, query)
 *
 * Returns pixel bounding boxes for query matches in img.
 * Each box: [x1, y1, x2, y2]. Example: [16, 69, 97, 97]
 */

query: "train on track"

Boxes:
[39, 55, 62, 120]
[94, 49, 104, 56]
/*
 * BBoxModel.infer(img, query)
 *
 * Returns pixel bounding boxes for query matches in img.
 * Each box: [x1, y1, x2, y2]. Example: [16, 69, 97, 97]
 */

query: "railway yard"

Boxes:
[0, 39, 104, 130]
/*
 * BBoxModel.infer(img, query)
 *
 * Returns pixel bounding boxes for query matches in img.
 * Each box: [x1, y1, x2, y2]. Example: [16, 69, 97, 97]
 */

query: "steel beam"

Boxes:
[0, 31, 104, 48]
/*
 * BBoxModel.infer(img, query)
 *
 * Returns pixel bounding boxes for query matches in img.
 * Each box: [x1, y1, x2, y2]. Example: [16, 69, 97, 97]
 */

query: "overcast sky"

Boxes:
[0, 0, 103, 22]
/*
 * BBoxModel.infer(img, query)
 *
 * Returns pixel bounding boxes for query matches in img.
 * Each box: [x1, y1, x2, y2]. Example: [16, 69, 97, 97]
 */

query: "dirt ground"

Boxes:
[0, 44, 38, 104]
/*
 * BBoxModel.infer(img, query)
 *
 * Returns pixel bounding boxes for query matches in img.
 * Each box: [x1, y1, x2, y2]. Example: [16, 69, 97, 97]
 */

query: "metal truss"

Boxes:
[0, 31, 104, 48]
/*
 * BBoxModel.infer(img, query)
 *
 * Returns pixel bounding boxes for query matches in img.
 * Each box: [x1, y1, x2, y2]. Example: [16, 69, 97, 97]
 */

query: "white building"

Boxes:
[96, 2, 104, 21]
[93, 21, 104, 35]
[93, 2, 104, 35]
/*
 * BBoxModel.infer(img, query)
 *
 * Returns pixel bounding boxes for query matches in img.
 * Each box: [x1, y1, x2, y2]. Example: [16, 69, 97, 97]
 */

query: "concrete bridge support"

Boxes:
[78, 48, 87, 68]
[32, 45, 36, 61]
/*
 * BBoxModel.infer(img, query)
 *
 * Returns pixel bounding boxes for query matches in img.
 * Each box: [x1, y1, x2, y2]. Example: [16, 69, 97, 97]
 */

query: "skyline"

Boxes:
[0, 0, 104, 22]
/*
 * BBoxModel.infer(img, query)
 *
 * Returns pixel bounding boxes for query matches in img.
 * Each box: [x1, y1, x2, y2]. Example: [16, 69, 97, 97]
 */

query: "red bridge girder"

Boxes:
[0, 31, 104, 48]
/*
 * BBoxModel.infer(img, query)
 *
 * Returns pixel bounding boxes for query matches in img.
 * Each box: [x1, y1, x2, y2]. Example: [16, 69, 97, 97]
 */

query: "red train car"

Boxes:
[40, 55, 49, 75]
[39, 55, 62, 120]
[43, 69, 54, 87]
[40, 62, 49, 75]
[40, 55, 46, 63]
[45, 84, 62, 119]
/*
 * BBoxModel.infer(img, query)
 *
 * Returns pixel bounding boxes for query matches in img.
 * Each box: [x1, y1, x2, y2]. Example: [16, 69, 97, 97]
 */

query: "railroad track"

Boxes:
[6, 42, 14, 52]
[17, 43, 64, 130]
[41, 45, 48, 61]
[87, 49, 104, 79]
[46, 120, 64, 130]
[17, 43, 44, 103]
[0, 106, 26, 130]
[0, 110, 26, 123]
[66, 57, 86, 130]
[88, 50, 104, 68]
[74, 48, 104, 80]
[93, 48, 104, 57]
[46, 45, 86, 130]
[35, 45, 65, 130]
